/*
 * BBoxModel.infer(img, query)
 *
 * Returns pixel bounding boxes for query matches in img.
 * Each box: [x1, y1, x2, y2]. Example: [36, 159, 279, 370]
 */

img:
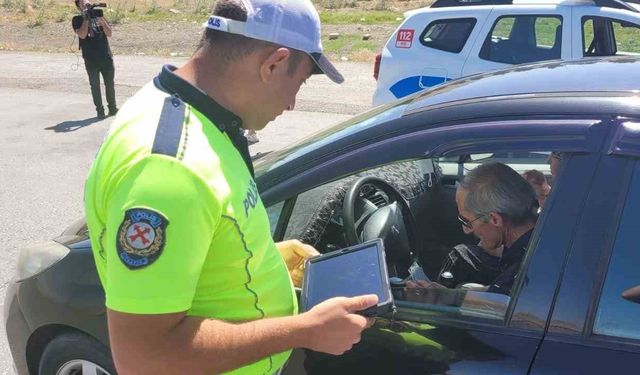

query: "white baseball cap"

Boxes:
[203, 0, 344, 84]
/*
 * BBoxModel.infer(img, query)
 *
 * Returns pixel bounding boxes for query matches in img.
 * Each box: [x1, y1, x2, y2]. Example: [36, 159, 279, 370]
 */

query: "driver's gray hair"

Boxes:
[459, 162, 537, 226]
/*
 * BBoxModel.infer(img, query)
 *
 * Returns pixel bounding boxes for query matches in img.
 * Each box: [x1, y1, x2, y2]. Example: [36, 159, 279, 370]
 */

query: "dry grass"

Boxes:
[349, 48, 377, 62]
[1, 0, 429, 16]
[0, 0, 430, 56]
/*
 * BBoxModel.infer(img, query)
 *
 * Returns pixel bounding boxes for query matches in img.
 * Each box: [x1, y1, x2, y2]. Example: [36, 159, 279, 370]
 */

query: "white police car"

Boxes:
[372, 0, 640, 106]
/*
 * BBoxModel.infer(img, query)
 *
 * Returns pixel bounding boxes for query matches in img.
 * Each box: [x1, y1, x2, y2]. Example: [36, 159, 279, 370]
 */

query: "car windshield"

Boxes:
[254, 98, 411, 177]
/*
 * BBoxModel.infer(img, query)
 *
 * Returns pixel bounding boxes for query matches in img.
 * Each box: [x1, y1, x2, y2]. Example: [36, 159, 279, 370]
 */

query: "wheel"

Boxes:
[38, 332, 116, 375]
[342, 176, 419, 278]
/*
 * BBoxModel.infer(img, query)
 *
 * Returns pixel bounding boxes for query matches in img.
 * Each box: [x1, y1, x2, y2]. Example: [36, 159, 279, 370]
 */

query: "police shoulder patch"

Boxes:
[116, 208, 169, 270]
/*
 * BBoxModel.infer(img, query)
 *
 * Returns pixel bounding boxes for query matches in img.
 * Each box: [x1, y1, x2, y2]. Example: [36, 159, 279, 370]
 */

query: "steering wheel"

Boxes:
[342, 176, 419, 278]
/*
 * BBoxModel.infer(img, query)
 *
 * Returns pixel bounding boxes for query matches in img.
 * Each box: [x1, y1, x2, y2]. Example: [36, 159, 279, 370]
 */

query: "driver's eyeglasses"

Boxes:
[458, 214, 486, 229]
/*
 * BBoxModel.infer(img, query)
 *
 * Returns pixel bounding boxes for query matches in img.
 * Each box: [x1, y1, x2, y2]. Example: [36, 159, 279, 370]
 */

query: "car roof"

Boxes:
[405, 57, 640, 115]
[403, 0, 640, 15]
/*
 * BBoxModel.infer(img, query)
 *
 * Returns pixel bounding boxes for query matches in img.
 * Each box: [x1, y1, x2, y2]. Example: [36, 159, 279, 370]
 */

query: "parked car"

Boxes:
[5, 57, 640, 375]
[372, 0, 640, 106]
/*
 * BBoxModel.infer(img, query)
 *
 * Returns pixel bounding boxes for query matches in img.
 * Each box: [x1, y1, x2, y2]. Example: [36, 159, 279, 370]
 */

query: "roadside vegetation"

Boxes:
[6, 0, 636, 59]
[0, 0, 428, 59]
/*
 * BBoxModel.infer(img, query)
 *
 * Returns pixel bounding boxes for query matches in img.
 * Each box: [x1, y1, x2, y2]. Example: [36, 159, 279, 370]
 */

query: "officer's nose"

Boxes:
[287, 98, 296, 111]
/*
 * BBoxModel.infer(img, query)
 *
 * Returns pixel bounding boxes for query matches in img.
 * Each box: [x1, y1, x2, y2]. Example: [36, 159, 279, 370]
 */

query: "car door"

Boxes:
[271, 117, 609, 374]
[462, 6, 569, 76]
[530, 123, 640, 374]
[374, 11, 487, 105]
[572, 7, 640, 58]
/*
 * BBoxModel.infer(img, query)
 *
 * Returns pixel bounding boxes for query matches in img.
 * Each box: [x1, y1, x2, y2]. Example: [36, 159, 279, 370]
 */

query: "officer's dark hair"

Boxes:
[459, 162, 538, 227]
[198, 0, 305, 76]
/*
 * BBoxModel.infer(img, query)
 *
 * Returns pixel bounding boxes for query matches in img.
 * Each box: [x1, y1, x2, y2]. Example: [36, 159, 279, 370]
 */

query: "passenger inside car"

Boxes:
[407, 162, 538, 295]
[522, 169, 551, 210]
[548, 151, 563, 182]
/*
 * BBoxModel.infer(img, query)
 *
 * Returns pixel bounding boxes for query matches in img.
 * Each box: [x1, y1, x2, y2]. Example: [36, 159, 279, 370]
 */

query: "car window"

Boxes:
[437, 152, 551, 177]
[535, 17, 561, 48]
[420, 18, 477, 53]
[593, 161, 640, 341]
[583, 16, 640, 57]
[612, 20, 640, 54]
[266, 201, 285, 236]
[395, 150, 558, 323]
[280, 150, 557, 325]
[480, 15, 562, 64]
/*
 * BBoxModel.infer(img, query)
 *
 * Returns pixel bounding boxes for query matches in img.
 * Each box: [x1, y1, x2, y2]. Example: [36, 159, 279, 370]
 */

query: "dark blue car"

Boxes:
[5, 56, 640, 375]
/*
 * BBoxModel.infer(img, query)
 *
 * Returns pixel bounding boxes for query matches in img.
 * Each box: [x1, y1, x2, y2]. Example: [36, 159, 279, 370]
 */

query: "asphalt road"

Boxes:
[0, 51, 376, 373]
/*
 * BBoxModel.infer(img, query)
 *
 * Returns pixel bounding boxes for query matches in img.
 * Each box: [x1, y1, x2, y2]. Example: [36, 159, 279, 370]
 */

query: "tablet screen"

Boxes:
[304, 243, 386, 310]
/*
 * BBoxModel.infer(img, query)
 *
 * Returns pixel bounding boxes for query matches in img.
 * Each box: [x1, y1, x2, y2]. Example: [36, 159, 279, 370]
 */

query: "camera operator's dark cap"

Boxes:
[203, 0, 344, 84]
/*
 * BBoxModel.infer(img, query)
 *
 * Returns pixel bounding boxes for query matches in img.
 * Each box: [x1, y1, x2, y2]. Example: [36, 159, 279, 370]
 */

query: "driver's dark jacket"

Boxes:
[487, 229, 533, 295]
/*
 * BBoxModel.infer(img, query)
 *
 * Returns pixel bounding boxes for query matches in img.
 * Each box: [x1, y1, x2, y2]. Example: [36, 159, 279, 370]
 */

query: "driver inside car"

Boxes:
[407, 162, 538, 296]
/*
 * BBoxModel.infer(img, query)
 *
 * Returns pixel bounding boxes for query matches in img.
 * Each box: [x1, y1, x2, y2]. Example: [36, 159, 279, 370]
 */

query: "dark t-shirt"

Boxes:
[487, 229, 533, 295]
[72, 15, 112, 60]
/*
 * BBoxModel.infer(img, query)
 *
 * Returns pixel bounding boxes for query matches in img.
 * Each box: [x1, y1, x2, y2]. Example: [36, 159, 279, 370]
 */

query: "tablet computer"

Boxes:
[300, 238, 394, 317]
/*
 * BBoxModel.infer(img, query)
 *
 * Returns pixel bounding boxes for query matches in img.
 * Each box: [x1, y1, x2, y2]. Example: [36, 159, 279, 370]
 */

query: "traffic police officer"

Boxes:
[84, 0, 377, 374]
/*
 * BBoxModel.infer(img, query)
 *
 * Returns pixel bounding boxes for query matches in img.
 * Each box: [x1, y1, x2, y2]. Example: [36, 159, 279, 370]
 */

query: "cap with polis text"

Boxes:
[203, 0, 344, 83]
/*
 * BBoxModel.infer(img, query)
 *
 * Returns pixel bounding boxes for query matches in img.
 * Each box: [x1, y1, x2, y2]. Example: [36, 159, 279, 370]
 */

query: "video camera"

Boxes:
[85, 2, 106, 18]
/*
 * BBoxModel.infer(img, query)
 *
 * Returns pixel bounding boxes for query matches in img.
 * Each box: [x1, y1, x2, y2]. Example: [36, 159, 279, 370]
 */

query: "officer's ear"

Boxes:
[258, 47, 291, 83]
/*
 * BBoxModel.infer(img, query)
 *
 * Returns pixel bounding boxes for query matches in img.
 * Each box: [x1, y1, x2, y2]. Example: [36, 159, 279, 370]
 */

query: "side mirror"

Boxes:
[621, 285, 640, 304]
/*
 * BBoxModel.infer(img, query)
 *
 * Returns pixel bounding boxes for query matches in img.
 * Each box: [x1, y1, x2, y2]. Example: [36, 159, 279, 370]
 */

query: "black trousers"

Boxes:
[84, 57, 116, 113]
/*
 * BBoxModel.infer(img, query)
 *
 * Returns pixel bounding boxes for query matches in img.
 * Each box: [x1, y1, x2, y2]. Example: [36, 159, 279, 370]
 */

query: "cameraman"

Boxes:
[72, 0, 117, 119]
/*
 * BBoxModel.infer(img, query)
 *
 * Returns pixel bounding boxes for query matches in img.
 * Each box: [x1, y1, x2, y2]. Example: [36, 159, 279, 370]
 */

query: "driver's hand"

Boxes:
[276, 239, 319, 287]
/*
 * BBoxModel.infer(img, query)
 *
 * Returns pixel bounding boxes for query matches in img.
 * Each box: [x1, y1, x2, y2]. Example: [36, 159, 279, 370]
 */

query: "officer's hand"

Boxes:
[301, 295, 378, 355]
[275, 239, 319, 287]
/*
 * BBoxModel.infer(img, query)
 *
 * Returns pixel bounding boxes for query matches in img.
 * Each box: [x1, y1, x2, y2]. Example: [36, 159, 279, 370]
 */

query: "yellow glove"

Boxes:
[276, 239, 320, 287]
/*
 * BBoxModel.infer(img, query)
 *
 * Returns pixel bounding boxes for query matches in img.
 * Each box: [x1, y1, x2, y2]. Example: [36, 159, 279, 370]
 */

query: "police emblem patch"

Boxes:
[116, 208, 169, 269]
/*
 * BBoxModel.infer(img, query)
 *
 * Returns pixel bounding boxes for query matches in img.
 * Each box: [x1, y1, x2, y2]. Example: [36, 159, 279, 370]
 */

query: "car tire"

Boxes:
[38, 332, 116, 375]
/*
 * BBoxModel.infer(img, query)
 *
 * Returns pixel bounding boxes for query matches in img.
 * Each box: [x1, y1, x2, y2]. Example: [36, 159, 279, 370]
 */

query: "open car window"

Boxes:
[270, 145, 566, 325]
[437, 152, 551, 179]
[272, 149, 565, 325]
